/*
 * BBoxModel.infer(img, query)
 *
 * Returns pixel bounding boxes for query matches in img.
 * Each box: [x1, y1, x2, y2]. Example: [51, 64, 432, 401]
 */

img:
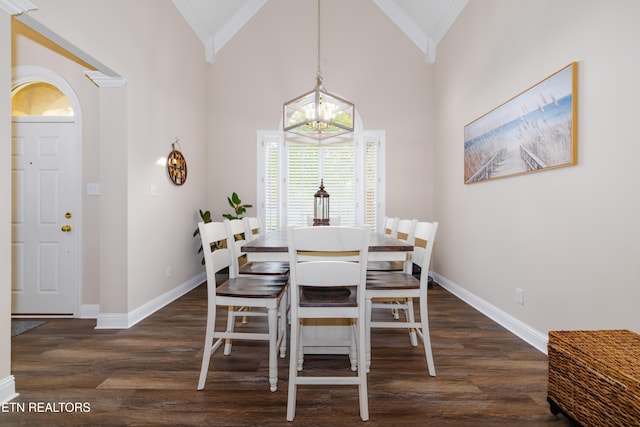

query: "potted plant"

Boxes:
[194, 193, 253, 265]
[223, 192, 252, 220]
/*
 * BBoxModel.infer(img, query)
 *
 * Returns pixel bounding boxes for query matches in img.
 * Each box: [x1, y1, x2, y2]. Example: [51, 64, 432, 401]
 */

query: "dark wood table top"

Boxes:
[241, 228, 413, 253]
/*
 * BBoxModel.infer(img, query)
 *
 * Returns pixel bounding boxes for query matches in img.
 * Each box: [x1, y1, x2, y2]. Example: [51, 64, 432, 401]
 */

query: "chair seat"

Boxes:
[218, 276, 287, 298]
[300, 286, 356, 307]
[366, 260, 404, 272]
[239, 261, 289, 276]
[366, 271, 419, 291]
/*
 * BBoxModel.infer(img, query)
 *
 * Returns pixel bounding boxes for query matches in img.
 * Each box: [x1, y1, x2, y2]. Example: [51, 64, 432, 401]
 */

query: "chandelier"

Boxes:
[283, 0, 355, 141]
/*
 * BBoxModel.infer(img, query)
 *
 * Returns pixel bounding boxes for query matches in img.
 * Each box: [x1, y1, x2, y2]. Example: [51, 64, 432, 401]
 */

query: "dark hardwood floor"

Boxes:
[4, 283, 575, 426]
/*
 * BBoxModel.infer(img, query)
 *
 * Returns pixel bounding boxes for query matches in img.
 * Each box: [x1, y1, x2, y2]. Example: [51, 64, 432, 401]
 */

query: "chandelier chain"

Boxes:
[316, 0, 321, 81]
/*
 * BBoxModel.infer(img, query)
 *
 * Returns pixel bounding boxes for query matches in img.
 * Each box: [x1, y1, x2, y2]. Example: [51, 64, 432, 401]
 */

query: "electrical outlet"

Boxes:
[87, 182, 101, 195]
[165, 266, 172, 278]
[515, 288, 525, 305]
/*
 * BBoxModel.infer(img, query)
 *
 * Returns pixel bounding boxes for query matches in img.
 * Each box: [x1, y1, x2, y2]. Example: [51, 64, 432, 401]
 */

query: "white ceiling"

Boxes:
[172, 0, 468, 64]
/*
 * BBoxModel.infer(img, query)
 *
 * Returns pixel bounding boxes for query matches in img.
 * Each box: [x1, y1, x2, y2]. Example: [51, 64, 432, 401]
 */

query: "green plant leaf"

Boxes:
[231, 192, 241, 205]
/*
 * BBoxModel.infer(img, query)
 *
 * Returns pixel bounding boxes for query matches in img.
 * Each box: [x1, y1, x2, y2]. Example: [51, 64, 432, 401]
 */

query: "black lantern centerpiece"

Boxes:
[313, 179, 330, 226]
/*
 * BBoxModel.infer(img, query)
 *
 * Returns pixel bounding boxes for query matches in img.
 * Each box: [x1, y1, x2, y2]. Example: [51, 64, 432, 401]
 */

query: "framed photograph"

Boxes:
[464, 62, 578, 184]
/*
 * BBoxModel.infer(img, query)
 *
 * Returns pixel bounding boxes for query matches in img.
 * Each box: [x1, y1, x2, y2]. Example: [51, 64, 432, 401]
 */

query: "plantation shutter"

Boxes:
[286, 143, 319, 227]
[257, 130, 384, 231]
[321, 144, 356, 226]
[364, 139, 378, 229]
[261, 135, 281, 231]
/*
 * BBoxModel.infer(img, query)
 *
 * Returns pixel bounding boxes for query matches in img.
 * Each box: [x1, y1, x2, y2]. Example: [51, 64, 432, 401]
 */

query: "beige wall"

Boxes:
[20, 0, 209, 315]
[433, 0, 640, 334]
[207, 0, 435, 222]
[1, 8, 14, 401]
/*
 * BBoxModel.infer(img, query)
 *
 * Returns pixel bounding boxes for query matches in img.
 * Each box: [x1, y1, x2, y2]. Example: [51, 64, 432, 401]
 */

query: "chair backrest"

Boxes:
[395, 219, 417, 243]
[242, 217, 262, 240]
[412, 221, 439, 287]
[198, 221, 232, 287]
[287, 226, 370, 315]
[224, 219, 249, 277]
[382, 217, 399, 237]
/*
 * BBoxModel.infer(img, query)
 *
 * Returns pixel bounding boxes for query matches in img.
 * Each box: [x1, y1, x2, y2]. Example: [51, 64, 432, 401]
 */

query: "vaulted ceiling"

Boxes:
[172, 0, 468, 64]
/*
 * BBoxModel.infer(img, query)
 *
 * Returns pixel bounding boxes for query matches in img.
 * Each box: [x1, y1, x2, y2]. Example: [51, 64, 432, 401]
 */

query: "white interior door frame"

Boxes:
[12, 65, 83, 317]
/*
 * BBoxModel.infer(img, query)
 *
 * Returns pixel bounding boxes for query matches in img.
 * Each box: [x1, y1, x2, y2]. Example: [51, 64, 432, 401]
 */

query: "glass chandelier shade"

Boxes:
[283, 74, 354, 140]
[283, 0, 354, 141]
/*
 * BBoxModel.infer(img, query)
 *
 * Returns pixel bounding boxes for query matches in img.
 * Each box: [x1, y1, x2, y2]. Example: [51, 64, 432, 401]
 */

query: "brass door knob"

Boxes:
[61, 225, 72, 232]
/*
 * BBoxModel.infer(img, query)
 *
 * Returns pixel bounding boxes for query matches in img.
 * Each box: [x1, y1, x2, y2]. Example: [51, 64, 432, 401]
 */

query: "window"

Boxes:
[11, 82, 74, 117]
[257, 131, 385, 232]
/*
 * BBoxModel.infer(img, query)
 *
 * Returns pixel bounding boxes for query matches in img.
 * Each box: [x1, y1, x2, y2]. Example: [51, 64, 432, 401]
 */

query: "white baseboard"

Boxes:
[432, 272, 548, 354]
[0, 375, 18, 404]
[79, 304, 100, 319]
[95, 272, 205, 329]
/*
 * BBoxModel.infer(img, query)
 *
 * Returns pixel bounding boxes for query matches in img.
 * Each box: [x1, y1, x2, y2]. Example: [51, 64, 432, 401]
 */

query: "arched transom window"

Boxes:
[11, 81, 74, 117]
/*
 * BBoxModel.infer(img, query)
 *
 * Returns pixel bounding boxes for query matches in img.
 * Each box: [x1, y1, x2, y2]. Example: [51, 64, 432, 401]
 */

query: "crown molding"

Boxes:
[374, 0, 428, 53]
[171, 0, 209, 45]
[213, 0, 267, 55]
[0, 0, 36, 15]
[84, 71, 126, 88]
[373, 0, 469, 65]
[173, 0, 266, 64]
[431, 0, 468, 45]
[205, 36, 215, 64]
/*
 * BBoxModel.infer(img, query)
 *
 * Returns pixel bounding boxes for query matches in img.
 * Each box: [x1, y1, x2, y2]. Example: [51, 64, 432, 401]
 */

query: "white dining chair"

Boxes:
[242, 216, 264, 241]
[365, 221, 438, 376]
[367, 219, 418, 321]
[225, 218, 289, 338]
[286, 226, 370, 422]
[382, 216, 398, 237]
[196, 221, 288, 392]
[367, 218, 417, 273]
[227, 218, 289, 276]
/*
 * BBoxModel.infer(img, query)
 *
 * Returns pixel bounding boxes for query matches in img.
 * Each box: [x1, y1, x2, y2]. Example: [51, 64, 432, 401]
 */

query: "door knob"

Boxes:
[61, 225, 72, 232]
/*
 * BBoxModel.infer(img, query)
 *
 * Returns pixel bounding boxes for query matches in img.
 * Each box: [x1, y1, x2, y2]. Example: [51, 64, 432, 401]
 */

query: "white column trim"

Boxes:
[84, 71, 126, 88]
[0, 375, 18, 403]
[0, 0, 36, 16]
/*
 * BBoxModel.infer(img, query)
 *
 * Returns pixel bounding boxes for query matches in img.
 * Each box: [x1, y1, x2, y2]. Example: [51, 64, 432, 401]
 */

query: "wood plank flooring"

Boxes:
[3, 283, 575, 426]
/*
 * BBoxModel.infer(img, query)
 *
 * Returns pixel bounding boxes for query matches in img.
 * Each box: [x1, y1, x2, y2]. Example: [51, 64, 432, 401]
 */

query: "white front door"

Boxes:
[11, 118, 78, 315]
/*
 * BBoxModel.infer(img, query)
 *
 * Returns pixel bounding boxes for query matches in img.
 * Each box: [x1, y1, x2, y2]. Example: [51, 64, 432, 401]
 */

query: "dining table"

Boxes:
[242, 228, 414, 273]
[241, 227, 414, 355]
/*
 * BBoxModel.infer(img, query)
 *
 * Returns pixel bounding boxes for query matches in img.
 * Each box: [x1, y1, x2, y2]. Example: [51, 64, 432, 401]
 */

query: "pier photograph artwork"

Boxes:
[464, 62, 577, 184]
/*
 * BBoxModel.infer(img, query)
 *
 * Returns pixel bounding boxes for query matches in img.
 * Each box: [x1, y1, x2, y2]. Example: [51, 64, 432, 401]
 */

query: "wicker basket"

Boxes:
[547, 330, 640, 426]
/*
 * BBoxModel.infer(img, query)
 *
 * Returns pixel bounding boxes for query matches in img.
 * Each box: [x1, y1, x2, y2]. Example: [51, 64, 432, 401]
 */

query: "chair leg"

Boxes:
[279, 295, 288, 358]
[223, 305, 236, 355]
[297, 324, 304, 372]
[349, 321, 357, 372]
[286, 317, 300, 421]
[419, 297, 436, 376]
[391, 305, 400, 320]
[268, 307, 279, 392]
[197, 303, 217, 390]
[365, 297, 372, 373]
[406, 298, 418, 347]
[356, 317, 369, 421]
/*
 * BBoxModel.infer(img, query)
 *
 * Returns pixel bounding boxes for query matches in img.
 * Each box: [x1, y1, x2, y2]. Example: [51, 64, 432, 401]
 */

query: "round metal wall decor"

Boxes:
[167, 140, 187, 186]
